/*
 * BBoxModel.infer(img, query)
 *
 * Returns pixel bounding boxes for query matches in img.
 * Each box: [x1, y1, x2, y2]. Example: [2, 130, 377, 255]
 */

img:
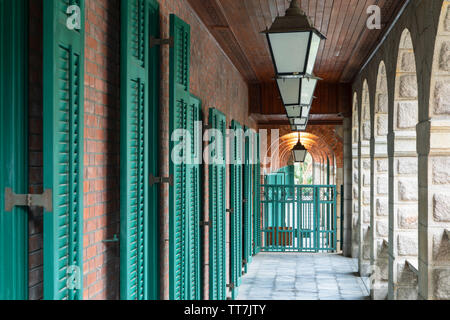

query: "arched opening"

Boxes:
[352, 93, 360, 259]
[417, 0, 450, 300]
[389, 29, 419, 300]
[360, 81, 371, 276]
[372, 62, 389, 299]
[294, 153, 313, 184]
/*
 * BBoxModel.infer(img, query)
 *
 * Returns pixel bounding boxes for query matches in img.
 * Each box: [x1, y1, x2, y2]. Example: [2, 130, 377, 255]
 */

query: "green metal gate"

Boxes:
[261, 185, 337, 252]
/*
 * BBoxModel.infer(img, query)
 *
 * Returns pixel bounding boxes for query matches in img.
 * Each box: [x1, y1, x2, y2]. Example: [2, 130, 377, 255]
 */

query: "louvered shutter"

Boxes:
[169, 14, 191, 300]
[208, 108, 227, 300]
[243, 128, 253, 273]
[187, 94, 202, 300]
[120, 0, 153, 300]
[253, 133, 262, 254]
[43, 0, 85, 300]
[230, 121, 243, 299]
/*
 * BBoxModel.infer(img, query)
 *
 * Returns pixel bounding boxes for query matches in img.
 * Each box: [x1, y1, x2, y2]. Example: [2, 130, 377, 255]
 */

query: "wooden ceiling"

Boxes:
[188, 0, 407, 83]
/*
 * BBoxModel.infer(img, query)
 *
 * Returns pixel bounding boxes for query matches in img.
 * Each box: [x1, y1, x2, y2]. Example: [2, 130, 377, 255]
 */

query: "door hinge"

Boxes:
[149, 174, 173, 187]
[243, 198, 247, 203]
[4, 188, 52, 212]
[227, 283, 235, 290]
[200, 221, 211, 227]
[149, 36, 174, 48]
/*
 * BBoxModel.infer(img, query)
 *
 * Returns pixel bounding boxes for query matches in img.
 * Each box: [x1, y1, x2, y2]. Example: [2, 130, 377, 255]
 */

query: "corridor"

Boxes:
[237, 253, 369, 300]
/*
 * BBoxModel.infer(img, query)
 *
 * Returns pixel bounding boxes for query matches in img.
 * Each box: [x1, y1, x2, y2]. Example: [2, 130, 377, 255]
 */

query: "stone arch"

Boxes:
[389, 28, 419, 300]
[352, 92, 360, 258]
[417, 0, 450, 300]
[371, 61, 390, 299]
[359, 81, 371, 276]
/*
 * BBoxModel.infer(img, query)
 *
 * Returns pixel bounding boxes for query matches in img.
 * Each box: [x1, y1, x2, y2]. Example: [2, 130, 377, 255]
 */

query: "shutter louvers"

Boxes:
[43, 0, 85, 300]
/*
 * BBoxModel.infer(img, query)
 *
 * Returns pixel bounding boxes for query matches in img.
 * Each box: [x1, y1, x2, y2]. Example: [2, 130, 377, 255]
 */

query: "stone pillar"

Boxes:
[371, 135, 389, 299]
[343, 118, 353, 257]
[352, 133, 360, 259]
[360, 144, 371, 277]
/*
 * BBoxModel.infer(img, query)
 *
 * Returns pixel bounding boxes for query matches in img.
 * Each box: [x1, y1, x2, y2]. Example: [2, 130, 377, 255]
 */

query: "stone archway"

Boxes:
[371, 62, 389, 299]
[360, 81, 371, 276]
[389, 29, 419, 300]
[418, 0, 450, 300]
[352, 93, 360, 259]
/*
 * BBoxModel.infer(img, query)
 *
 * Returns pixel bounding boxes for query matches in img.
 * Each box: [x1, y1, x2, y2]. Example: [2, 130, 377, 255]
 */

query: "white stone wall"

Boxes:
[350, 0, 450, 300]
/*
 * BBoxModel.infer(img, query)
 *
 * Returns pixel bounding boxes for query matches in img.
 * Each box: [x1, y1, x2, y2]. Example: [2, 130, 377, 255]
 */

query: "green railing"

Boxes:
[261, 185, 337, 253]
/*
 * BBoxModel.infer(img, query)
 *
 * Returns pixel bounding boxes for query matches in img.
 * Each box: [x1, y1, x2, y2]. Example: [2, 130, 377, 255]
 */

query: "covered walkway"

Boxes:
[237, 253, 369, 300]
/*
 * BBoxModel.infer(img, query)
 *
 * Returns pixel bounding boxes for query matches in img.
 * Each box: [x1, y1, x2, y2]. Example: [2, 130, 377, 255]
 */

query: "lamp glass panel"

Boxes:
[301, 105, 311, 117]
[306, 33, 321, 75]
[285, 105, 302, 118]
[300, 77, 317, 106]
[268, 32, 310, 74]
[289, 117, 307, 125]
[277, 78, 300, 105]
[294, 149, 307, 163]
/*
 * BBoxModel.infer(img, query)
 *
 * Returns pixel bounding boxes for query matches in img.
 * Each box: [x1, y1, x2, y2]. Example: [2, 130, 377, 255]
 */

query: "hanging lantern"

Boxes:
[277, 76, 319, 107]
[292, 133, 308, 163]
[263, 0, 326, 77]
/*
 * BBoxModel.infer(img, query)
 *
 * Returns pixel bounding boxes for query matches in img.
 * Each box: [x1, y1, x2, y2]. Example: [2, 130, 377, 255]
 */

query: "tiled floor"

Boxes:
[236, 253, 370, 300]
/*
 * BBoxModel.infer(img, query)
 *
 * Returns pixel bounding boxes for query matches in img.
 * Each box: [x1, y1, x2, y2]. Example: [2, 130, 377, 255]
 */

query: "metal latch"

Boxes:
[243, 198, 248, 204]
[4, 188, 52, 212]
[102, 234, 119, 244]
[149, 174, 173, 187]
[149, 36, 174, 48]
[227, 283, 235, 290]
[200, 221, 211, 227]
[226, 208, 234, 214]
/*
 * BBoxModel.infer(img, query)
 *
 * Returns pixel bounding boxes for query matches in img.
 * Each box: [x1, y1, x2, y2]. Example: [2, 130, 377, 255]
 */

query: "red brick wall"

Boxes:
[82, 0, 121, 300]
[28, 0, 44, 301]
[27, 0, 258, 300]
[157, 0, 258, 299]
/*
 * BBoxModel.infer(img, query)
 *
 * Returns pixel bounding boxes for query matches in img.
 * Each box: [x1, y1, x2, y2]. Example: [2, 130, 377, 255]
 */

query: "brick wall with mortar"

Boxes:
[82, 0, 121, 300]
[157, 0, 258, 299]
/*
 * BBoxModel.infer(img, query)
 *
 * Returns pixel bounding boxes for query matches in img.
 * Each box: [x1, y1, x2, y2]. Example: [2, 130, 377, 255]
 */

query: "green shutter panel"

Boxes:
[169, 14, 191, 300]
[0, 0, 28, 300]
[147, 0, 160, 301]
[253, 133, 261, 254]
[120, 0, 154, 300]
[243, 128, 253, 273]
[230, 121, 243, 299]
[187, 94, 201, 300]
[43, 0, 85, 300]
[208, 108, 227, 300]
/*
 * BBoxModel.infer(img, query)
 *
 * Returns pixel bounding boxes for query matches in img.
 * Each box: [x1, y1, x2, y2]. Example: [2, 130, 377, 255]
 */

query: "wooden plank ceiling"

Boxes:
[187, 0, 407, 121]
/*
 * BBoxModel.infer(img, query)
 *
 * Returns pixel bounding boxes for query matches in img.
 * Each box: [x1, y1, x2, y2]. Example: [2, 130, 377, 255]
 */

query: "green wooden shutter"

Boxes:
[147, 0, 160, 301]
[43, 0, 85, 300]
[186, 94, 202, 300]
[169, 14, 191, 300]
[208, 108, 227, 300]
[0, 0, 28, 300]
[253, 133, 262, 254]
[120, 0, 158, 300]
[243, 128, 253, 273]
[230, 120, 243, 299]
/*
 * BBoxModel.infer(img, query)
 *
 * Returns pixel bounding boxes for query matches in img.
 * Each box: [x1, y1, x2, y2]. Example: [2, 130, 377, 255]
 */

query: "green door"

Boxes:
[43, 0, 86, 300]
[120, 0, 160, 300]
[230, 120, 243, 299]
[208, 108, 227, 300]
[243, 128, 253, 273]
[0, 0, 28, 300]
